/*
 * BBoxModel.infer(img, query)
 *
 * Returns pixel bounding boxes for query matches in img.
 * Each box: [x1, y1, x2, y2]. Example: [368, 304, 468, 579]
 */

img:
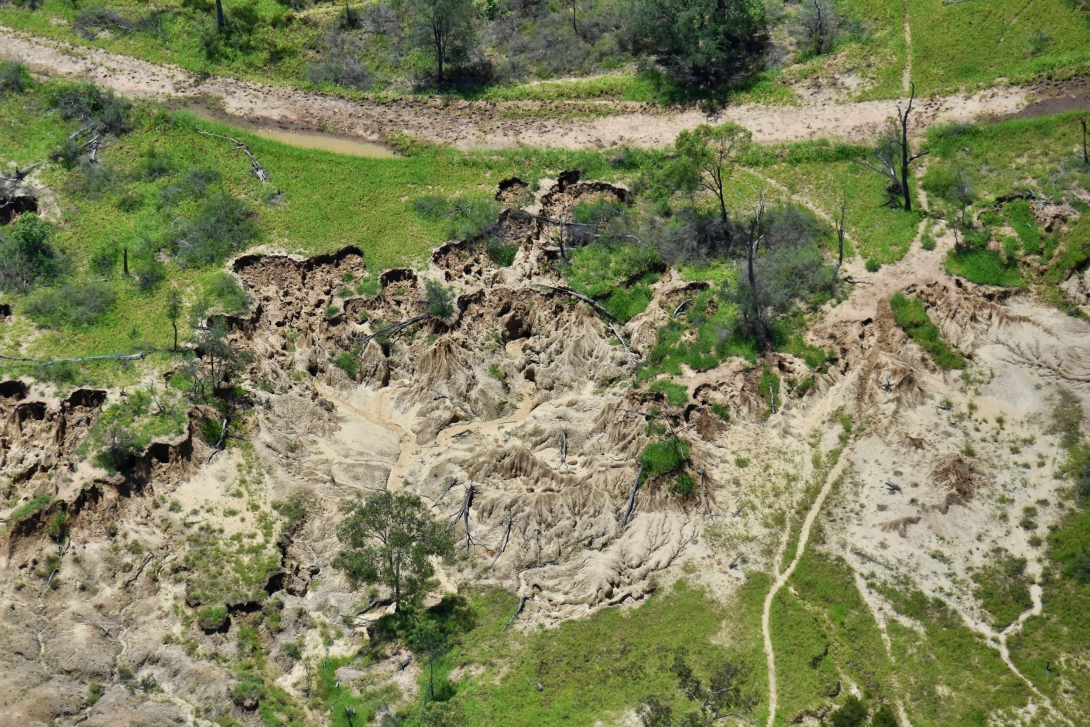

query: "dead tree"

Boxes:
[855, 84, 930, 212]
[197, 129, 270, 187]
[490, 515, 514, 570]
[450, 484, 475, 552]
[834, 183, 849, 279]
[539, 284, 620, 322]
[502, 595, 528, 631]
[1081, 117, 1089, 165]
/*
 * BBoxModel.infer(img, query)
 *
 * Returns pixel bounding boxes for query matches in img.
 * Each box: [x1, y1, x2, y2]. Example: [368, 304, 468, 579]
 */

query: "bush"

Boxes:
[648, 379, 688, 407]
[26, 282, 118, 328]
[134, 260, 166, 292]
[0, 213, 65, 293]
[137, 144, 173, 180]
[865, 258, 881, 272]
[74, 5, 135, 39]
[920, 232, 936, 251]
[74, 162, 121, 198]
[50, 82, 133, 135]
[640, 438, 690, 478]
[170, 190, 258, 267]
[307, 30, 374, 90]
[889, 292, 965, 369]
[209, 273, 250, 314]
[0, 61, 32, 97]
[335, 351, 359, 378]
[425, 279, 455, 319]
[829, 695, 868, 727]
[197, 606, 229, 632]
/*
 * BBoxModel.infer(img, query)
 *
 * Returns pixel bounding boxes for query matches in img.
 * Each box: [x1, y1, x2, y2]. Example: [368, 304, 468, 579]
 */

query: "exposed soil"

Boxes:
[2, 171, 1089, 726]
[0, 25, 1067, 150]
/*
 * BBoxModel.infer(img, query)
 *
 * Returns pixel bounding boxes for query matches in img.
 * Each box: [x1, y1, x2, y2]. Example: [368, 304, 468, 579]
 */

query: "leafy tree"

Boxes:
[405, 0, 477, 82]
[409, 618, 449, 701]
[673, 123, 752, 225]
[829, 695, 868, 727]
[425, 279, 456, 319]
[332, 491, 454, 611]
[0, 213, 65, 293]
[640, 650, 759, 726]
[627, 0, 768, 86]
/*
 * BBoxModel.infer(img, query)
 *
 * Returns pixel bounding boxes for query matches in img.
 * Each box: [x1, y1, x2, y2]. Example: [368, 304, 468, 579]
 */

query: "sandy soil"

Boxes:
[0, 24, 1037, 150]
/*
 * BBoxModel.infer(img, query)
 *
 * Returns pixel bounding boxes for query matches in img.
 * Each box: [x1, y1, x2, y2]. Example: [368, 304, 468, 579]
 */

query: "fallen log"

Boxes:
[429, 387, 473, 420]
[77, 613, 115, 639]
[0, 351, 145, 365]
[538, 285, 620, 322]
[123, 553, 154, 589]
[197, 129, 270, 186]
[502, 595, 528, 631]
[610, 322, 639, 363]
[620, 465, 644, 529]
[490, 515, 514, 571]
[358, 314, 430, 346]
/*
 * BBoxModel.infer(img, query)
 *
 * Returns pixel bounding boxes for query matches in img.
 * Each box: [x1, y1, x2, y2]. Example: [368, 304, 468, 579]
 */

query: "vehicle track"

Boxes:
[0, 25, 1034, 150]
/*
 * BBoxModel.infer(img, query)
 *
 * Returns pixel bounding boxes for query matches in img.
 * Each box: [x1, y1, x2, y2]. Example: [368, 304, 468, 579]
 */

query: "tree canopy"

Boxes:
[333, 490, 455, 611]
[626, 0, 769, 86]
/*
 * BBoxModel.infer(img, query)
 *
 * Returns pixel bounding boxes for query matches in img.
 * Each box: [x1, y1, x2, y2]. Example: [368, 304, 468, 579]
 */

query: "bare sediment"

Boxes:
[0, 25, 1038, 149]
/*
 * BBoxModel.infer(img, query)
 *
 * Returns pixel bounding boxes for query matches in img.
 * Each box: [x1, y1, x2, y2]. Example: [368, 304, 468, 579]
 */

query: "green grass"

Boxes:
[6, 494, 54, 523]
[564, 243, 662, 323]
[640, 438, 690, 478]
[648, 379, 688, 407]
[944, 249, 1023, 287]
[971, 554, 1033, 630]
[889, 293, 966, 369]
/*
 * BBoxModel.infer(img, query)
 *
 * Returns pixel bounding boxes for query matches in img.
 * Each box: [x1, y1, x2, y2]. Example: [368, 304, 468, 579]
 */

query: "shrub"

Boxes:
[0, 213, 65, 293]
[74, 5, 135, 39]
[170, 190, 258, 267]
[137, 144, 173, 180]
[0, 61, 32, 97]
[920, 232, 936, 251]
[26, 282, 117, 328]
[865, 258, 881, 272]
[640, 438, 690, 477]
[335, 351, 359, 378]
[197, 606, 229, 632]
[209, 273, 250, 314]
[50, 82, 133, 135]
[889, 293, 965, 369]
[830, 695, 868, 727]
[74, 162, 121, 198]
[134, 260, 166, 292]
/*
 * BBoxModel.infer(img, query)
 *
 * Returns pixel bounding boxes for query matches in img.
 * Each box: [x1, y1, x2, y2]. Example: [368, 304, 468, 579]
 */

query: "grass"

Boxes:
[640, 438, 690, 478]
[889, 293, 966, 369]
[944, 249, 1024, 287]
[564, 243, 662, 323]
[971, 554, 1033, 630]
[6, 494, 54, 523]
[648, 379, 688, 407]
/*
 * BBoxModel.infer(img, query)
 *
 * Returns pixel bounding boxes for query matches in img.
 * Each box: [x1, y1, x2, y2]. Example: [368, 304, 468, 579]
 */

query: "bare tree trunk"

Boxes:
[834, 185, 848, 279]
[172, 321, 178, 352]
[900, 89, 914, 212]
[123, 247, 129, 276]
[1082, 118, 1088, 165]
[215, 0, 225, 29]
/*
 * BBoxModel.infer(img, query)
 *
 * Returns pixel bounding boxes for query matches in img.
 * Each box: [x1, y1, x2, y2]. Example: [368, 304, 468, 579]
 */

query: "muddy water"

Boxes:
[175, 102, 398, 158]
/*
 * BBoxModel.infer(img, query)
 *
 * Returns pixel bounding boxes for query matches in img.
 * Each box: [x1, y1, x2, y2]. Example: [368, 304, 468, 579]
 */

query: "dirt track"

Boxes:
[0, 24, 1034, 149]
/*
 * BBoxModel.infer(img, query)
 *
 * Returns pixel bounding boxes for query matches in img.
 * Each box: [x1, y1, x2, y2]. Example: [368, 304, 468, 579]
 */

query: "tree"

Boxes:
[425, 279, 456, 319]
[1080, 117, 1088, 165]
[215, 0, 225, 29]
[627, 0, 769, 86]
[332, 491, 454, 611]
[829, 695, 868, 727]
[871, 704, 898, 727]
[167, 289, 182, 351]
[406, 0, 477, 83]
[855, 84, 929, 212]
[673, 123, 752, 225]
[409, 618, 449, 701]
[834, 183, 849, 279]
[797, 0, 839, 57]
[640, 650, 759, 726]
[0, 212, 64, 293]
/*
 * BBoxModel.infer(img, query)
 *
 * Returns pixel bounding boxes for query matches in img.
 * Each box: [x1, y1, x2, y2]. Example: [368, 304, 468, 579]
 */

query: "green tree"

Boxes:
[640, 650, 759, 726]
[673, 123, 752, 224]
[406, 0, 477, 82]
[409, 618, 449, 701]
[627, 0, 768, 86]
[425, 279, 456, 319]
[0, 213, 64, 293]
[332, 491, 454, 611]
[830, 695, 868, 727]
[871, 704, 898, 727]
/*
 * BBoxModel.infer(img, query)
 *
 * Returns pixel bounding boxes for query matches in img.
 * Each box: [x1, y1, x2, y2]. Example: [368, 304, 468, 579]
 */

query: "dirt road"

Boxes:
[1, 25, 1034, 150]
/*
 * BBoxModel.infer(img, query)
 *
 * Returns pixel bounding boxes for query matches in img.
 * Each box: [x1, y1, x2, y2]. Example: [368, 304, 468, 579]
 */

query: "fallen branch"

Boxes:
[610, 322, 638, 363]
[123, 553, 154, 589]
[620, 465, 645, 529]
[358, 314, 430, 346]
[538, 285, 619, 322]
[434, 477, 459, 507]
[206, 417, 229, 464]
[490, 515, 514, 571]
[700, 465, 710, 516]
[0, 351, 145, 365]
[429, 387, 473, 420]
[77, 613, 115, 639]
[502, 595, 528, 631]
[41, 568, 58, 595]
[673, 297, 694, 318]
[451, 485, 475, 552]
[197, 129, 270, 186]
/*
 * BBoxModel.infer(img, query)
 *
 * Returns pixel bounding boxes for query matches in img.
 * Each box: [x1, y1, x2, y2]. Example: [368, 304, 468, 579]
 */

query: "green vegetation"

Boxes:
[648, 379, 688, 407]
[182, 513, 282, 608]
[945, 249, 1023, 288]
[6, 494, 54, 523]
[889, 293, 965, 370]
[565, 243, 662, 323]
[640, 438, 690, 478]
[74, 387, 187, 471]
[972, 553, 1033, 629]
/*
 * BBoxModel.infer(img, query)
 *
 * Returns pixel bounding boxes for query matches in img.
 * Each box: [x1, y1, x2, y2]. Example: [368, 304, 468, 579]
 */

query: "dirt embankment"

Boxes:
[0, 25, 1046, 149]
[1, 174, 1089, 725]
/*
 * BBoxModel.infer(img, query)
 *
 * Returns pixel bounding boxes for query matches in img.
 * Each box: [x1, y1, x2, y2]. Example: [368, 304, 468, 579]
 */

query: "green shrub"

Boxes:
[649, 379, 688, 407]
[830, 695, 868, 727]
[709, 402, 730, 422]
[49, 82, 133, 135]
[137, 144, 173, 180]
[0, 213, 65, 294]
[485, 239, 518, 267]
[170, 190, 258, 267]
[672, 472, 695, 496]
[425, 279, 455, 319]
[8, 495, 53, 523]
[1005, 199, 1041, 255]
[889, 293, 965, 369]
[26, 282, 117, 328]
[640, 438, 690, 478]
[0, 61, 32, 97]
[921, 232, 936, 251]
[209, 273, 250, 314]
[865, 258, 881, 273]
[335, 351, 359, 378]
[46, 510, 67, 541]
